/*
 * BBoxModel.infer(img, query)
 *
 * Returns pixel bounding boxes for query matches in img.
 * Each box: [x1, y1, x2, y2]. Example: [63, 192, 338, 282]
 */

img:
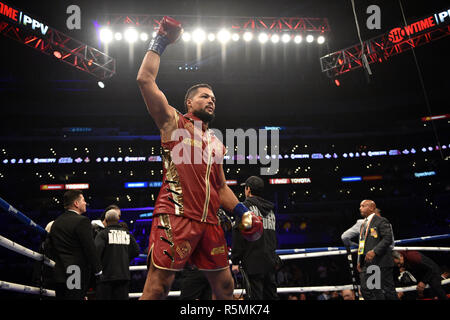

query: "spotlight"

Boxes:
[53, 51, 62, 59]
[217, 29, 231, 43]
[192, 29, 206, 44]
[243, 32, 253, 42]
[271, 34, 280, 43]
[152, 31, 157, 38]
[294, 35, 302, 43]
[317, 35, 325, 44]
[124, 28, 138, 43]
[182, 32, 191, 42]
[207, 33, 216, 41]
[114, 32, 122, 41]
[231, 33, 240, 41]
[258, 33, 268, 43]
[281, 34, 291, 43]
[140, 32, 149, 42]
[98, 81, 105, 89]
[99, 28, 113, 43]
[306, 35, 314, 43]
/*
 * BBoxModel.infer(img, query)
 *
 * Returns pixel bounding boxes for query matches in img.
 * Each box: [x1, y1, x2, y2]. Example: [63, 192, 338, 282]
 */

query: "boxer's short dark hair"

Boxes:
[184, 83, 213, 112]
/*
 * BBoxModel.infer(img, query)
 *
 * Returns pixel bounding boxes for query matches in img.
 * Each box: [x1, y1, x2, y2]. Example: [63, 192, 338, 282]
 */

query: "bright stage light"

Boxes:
[317, 35, 325, 44]
[207, 33, 216, 41]
[231, 33, 240, 41]
[192, 29, 206, 44]
[98, 81, 105, 89]
[243, 32, 253, 42]
[281, 34, 291, 43]
[182, 32, 191, 42]
[258, 33, 268, 43]
[306, 34, 314, 43]
[271, 34, 280, 43]
[140, 33, 149, 42]
[217, 29, 231, 43]
[99, 28, 113, 43]
[294, 35, 302, 43]
[53, 51, 62, 59]
[124, 28, 138, 43]
[114, 32, 122, 41]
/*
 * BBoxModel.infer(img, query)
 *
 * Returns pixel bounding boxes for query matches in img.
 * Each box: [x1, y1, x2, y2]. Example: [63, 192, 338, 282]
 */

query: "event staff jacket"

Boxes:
[231, 196, 280, 275]
[94, 224, 140, 281]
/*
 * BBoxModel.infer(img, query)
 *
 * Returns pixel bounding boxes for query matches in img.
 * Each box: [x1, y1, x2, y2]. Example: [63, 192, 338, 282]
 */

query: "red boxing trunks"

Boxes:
[148, 214, 229, 271]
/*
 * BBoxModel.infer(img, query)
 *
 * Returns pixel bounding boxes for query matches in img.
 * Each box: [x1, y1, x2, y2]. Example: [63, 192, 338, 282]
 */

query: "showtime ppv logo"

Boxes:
[388, 8, 450, 43]
[0, 1, 49, 35]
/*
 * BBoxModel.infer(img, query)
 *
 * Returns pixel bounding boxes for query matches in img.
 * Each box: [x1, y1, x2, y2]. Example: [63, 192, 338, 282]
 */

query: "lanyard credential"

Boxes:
[358, 213, 375, 256]
[359, 213, 375, 241]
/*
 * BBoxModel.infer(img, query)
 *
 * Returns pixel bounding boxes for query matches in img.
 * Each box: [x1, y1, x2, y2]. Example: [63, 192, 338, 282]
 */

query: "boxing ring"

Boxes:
[1, 196, 449, 299]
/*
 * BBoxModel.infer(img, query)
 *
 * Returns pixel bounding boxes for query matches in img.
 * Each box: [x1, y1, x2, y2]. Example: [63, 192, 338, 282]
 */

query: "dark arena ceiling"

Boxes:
[1, 0, 449, 135]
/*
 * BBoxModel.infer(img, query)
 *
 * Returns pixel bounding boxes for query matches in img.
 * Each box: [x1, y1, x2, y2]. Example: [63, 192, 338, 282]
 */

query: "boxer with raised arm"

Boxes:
[136, 16, 263, 300]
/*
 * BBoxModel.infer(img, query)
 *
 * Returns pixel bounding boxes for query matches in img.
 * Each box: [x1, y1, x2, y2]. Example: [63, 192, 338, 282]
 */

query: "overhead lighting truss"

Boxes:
[320, 8, 450, 77]
[0, 2, 116, 80]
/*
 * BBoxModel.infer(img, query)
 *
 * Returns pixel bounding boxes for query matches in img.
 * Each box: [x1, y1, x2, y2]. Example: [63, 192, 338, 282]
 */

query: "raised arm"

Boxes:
[136, 16, 182, 141]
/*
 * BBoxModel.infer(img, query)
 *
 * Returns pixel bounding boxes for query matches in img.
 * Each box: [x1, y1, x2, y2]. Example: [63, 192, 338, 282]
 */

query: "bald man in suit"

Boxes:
[357, 200, 398, 300]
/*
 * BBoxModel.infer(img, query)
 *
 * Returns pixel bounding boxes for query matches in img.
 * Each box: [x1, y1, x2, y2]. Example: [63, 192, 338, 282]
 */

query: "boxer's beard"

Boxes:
[193, 108, 215, 124]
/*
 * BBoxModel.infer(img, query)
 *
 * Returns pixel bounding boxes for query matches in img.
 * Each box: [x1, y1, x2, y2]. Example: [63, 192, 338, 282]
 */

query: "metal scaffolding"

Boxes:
[320, 11, 450, 77]
[102, 14, 330, 33]
[0, 3, 116, 80]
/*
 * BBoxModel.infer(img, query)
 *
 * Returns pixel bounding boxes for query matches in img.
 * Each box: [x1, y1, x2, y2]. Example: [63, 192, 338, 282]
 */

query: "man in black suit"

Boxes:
[48, 190, 102, 300]
[357, 199, 398, 300]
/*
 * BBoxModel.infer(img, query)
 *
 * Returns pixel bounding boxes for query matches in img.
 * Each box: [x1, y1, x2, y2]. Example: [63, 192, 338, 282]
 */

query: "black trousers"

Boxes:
[245, 273, 278, 300]
[55, 282, 86, 300]
[428, 273, 448, 300]
[360, 266, 398, 300]
[96, 280, 130, 300]
[179, 269, 212, 300]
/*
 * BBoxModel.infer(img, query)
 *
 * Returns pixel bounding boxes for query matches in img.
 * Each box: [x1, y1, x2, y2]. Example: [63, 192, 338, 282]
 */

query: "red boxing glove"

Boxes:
[239, 211, 263, 242]
[157, 16, 183, 44]
[148, 16, 183, 55]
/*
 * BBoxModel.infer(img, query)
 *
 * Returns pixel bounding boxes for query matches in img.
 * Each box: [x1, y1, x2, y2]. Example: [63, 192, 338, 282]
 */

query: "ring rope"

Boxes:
[279, 247, 450, 261]
[127, 279, 450, 298]
[0, 197, 46, 235]
[0, 280, 55, 297]
[275, 234, 450, 255]
[2, 279, 448, 298]
[0, 235, 55, 267]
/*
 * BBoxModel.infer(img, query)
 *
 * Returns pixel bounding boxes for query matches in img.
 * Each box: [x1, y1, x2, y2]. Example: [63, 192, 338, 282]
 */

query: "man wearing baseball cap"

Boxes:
[231, 176, 280, 300]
